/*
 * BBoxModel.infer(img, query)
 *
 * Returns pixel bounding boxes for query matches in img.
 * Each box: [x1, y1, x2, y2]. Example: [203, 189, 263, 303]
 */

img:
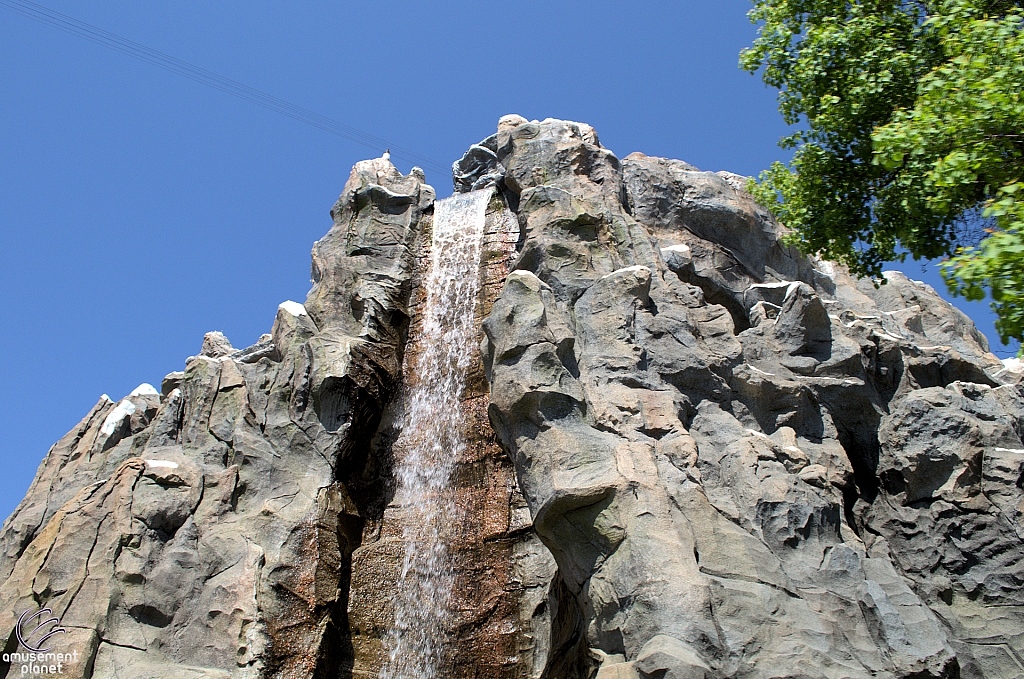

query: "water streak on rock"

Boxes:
[381, 189, 491, 679]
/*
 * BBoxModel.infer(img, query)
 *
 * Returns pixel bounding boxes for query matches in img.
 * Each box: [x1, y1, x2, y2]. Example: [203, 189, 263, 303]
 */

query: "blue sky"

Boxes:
[0, 0, 1017, 520]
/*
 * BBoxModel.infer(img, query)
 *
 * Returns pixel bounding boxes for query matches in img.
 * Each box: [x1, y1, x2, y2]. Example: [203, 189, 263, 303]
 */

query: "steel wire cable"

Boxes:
[0, 0, 450, 175]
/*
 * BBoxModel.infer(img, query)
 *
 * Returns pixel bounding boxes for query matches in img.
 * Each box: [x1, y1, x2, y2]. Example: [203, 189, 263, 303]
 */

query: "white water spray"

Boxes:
[380, 189, 491, 679]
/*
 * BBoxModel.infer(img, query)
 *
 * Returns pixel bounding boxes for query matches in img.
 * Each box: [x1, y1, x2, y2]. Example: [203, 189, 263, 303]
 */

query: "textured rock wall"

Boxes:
[0, 159, 423, 679]
[2, 116, 1023, 679]
[466, 116, 1024, 679]
[0, 154, 584, 679]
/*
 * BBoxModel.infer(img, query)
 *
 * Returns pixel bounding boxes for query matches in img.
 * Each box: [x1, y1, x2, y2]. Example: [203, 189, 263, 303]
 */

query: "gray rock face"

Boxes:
[0, 157, 436, 678]
[869, 384, 1024, 678]
[2, 118, 1022, 679]
[477, 116, 1023, 678]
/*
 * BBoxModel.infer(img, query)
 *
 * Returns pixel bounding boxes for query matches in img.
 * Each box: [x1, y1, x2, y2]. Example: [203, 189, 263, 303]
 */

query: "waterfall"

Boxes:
[380, 189, 491, 679]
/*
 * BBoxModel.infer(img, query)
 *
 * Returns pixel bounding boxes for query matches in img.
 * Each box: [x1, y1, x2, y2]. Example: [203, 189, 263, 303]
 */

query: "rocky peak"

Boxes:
[1, 117, 1021, 679]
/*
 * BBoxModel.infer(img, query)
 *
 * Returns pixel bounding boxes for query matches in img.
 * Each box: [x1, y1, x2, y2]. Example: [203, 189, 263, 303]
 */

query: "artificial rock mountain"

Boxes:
[2, 116, 1023, 679]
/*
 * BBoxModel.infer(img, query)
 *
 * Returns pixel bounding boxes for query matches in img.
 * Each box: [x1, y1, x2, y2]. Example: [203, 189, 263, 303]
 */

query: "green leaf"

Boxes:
[744, 0, 1024, 342]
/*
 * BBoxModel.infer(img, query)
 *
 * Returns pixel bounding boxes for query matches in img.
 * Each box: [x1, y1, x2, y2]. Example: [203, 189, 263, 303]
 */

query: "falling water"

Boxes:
[380, 189, 491, 679]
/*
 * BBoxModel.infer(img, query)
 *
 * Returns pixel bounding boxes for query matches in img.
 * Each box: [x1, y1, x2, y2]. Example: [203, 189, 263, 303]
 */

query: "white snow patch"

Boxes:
[745, 280, 803, 304]
[600, 265, 652, 281]
[101, 394, 112, 403]
[1001, 358, 1024, 374]
[100, 400, 137, 436]
[815, 260, 837, 278]
[279, 300, 307, 317]
[832, 314, 858, 328]
[781, 281, 804, 302]
[129, 383, 158, 397]
[145, 460, 179, 469]
[877, 332, 905, 343]
[661, 245, 692, 271]
[835, 313, 882, 329]
[747, 281, 795, 292]
[995, 447, 1024, 455]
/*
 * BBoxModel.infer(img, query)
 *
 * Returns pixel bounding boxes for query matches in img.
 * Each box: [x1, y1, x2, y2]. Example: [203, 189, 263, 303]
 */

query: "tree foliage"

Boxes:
[741, 0, 1024, 345]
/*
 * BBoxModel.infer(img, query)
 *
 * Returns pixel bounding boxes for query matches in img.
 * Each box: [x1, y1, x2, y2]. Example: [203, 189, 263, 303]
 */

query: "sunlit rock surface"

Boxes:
[1, 119, 1022, 679]
[472, 116, 1023, 679]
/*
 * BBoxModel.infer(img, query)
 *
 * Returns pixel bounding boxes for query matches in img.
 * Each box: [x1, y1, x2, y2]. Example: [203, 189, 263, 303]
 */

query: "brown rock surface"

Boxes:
[345, 189, 571, 679]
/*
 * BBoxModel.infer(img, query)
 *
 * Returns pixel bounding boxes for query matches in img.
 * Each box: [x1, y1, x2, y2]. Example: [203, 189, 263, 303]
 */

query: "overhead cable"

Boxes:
[0, 0, 450, 175]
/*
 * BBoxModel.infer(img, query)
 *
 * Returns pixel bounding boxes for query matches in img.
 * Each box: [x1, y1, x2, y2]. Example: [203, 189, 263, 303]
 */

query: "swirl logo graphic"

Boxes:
[15, 608, 66, 653]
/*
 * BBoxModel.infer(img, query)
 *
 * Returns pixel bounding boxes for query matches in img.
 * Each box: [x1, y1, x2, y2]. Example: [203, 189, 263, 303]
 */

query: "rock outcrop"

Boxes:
[0, 157, 434, 678]
[1, 117, 1022, 679]
[469, 116, 1022, 679]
